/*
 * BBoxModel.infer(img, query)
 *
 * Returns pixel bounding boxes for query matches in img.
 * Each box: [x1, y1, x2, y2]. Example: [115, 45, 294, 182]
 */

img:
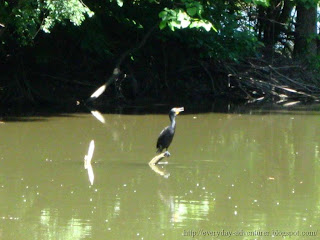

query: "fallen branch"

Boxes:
[219, 56, 320, 102]
[87, 24, 158, 101]
[149, 151, 170, 165]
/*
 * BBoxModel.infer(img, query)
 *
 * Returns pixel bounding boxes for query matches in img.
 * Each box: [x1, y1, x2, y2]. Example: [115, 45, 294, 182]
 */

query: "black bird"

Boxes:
[156, 107, 184, 153]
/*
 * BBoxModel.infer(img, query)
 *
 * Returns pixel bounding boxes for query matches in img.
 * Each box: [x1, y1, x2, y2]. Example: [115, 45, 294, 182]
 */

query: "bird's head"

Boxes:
[170, 107, 184, 117]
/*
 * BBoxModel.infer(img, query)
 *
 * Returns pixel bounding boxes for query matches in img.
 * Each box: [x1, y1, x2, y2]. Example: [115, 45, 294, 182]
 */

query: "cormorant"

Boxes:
[156, 107, 184, 153]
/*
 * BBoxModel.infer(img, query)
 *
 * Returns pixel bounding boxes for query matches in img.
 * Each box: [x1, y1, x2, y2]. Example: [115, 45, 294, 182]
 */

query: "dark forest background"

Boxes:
[1, 0, 320, 106]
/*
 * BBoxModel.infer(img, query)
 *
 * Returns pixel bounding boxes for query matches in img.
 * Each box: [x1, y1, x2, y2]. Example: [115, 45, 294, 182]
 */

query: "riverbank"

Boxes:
[1, 44, 320, 108]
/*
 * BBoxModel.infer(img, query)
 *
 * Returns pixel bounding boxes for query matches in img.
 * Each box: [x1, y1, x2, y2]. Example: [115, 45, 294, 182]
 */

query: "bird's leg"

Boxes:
[164, 151, 170, 157]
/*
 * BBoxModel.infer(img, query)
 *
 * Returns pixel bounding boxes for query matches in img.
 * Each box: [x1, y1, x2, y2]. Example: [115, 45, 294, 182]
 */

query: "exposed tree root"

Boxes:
[218, 56, 320, 104]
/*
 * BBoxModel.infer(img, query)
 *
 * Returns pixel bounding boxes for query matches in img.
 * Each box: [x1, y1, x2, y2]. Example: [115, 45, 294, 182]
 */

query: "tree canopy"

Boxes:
[0, 0, 320, 105]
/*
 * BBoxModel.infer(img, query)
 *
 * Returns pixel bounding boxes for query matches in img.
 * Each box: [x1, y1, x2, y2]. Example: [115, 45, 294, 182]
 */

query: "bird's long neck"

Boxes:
[170, 115, 176, 129]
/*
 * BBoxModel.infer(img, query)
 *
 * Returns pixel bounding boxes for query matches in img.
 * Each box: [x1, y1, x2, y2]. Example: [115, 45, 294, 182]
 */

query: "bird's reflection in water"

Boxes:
[158, 190, 181, 223]
[158, 190, 211, 224]
[149, 152, 170, 178]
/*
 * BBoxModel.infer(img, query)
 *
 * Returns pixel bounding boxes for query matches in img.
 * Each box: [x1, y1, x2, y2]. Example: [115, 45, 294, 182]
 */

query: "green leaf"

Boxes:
[159, 21, 166, 30]
[168, 23, 175, 31]
[159, 11, 167, 19]
[186, 7, 197, 16]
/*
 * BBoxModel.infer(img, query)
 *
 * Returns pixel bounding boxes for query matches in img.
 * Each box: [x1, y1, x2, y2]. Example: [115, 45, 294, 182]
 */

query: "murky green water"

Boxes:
[0, 105, 320, 239]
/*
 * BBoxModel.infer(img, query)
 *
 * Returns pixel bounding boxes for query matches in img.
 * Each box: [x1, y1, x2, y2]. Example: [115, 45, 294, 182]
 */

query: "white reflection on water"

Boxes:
[158, 190, 212, 224]
[40, 208, 92, 239]
[171, 198, 211, 223]
[90, 110, 105, 124]
[113, 199, 121, 217]
[1, 108, 320, 239]
[84, 140, 95, 185]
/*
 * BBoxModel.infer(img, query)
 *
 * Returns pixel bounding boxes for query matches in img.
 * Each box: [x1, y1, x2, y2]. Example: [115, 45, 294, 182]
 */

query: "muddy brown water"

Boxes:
[0, 105, 319, 239]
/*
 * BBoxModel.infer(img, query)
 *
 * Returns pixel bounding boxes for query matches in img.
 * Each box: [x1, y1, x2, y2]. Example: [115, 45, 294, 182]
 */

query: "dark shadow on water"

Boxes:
[1, 99, 320, 121]
[1, 117, 49, 122]
[0, 105, 87, 122]
[113, 161, 152, 167]
[0, 113, 83, 122]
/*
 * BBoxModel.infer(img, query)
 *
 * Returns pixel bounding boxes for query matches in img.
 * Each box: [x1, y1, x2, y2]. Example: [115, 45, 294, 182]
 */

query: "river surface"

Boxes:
[0, 104, 319, 239]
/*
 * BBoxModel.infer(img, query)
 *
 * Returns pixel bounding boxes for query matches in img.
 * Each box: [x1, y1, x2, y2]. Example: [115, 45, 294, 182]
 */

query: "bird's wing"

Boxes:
[156, 126, 169, 149]
[159, 126, 169, 136]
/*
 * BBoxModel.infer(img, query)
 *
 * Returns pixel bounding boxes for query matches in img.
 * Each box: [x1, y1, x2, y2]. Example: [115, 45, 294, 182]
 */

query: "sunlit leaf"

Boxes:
[254, 0, 270, 7]
[190, 20, 215, 32]
[181, 19, 190, 28]
[116, 0, 123, 7]
[158, 5, 215, 32]
[40, 0, 94, 34]
[168, 23, 175, 31]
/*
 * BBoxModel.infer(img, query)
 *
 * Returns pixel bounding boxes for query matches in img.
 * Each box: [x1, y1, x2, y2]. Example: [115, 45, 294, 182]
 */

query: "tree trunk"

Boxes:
[294, 4, 317, 59]
[257, 0, 293, 49]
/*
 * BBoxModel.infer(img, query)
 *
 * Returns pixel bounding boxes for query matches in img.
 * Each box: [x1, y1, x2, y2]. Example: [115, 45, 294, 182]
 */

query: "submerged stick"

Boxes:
[149, 151, 170, 178]
[149, 151, 170, 165]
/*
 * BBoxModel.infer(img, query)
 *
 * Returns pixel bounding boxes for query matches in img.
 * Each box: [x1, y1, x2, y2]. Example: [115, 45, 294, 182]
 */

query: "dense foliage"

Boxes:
[0, 0, 319, 105]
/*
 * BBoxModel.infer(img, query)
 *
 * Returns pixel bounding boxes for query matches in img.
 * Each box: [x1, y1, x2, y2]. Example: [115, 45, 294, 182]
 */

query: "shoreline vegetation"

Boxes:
[1, 1, 320, 109]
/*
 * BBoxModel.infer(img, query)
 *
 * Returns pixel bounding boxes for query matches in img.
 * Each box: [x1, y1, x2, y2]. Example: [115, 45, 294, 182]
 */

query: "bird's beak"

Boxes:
[174, 107, 184, 115]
